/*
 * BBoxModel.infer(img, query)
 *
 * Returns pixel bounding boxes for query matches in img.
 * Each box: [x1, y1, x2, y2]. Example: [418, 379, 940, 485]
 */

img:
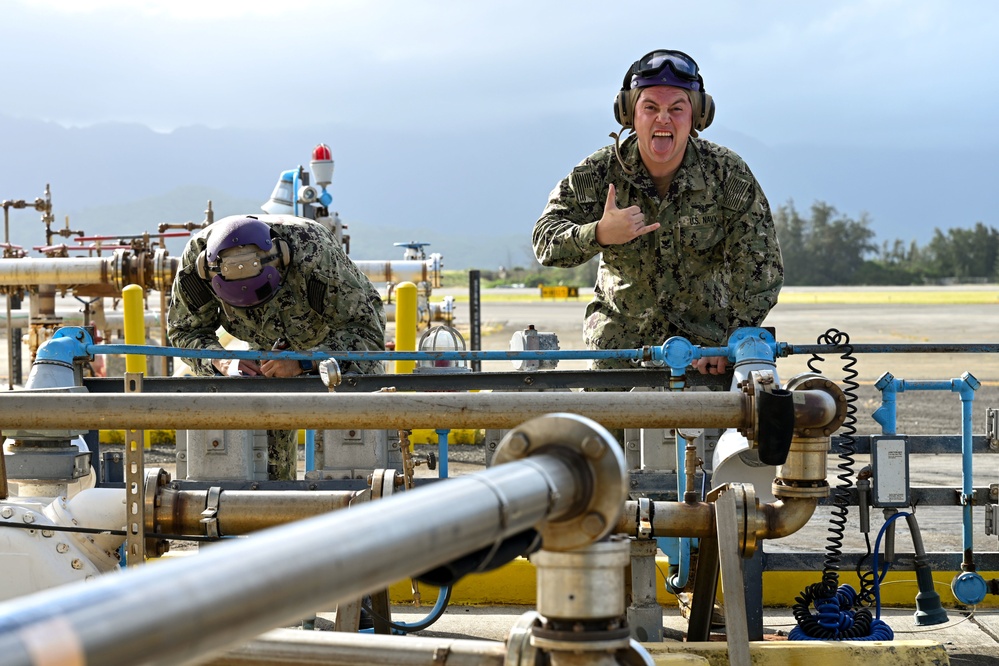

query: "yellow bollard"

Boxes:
[122, 285, 151, 448]
[122, 284, 148, 375]
[395, 281, 417, 375]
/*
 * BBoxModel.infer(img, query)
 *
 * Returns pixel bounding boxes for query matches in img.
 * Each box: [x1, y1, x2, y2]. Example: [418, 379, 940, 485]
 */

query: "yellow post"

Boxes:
[122, 284, 148, 375]
[395, 281, 417, 375]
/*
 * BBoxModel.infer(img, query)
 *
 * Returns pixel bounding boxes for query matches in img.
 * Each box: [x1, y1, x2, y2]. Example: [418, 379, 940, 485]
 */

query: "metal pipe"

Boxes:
[0, 391, 751, 430]
[618, 500, 714, 538]
[0, 311, 161, 327]
[383, 302, 449, 322]
[792, 389, 840, 434]
[616, 497, 817, 541]
[156, 489, 362, 536]
[786, 342, 999, 355]
[0, 452, 585, 666]
[758, 498, 819, 539]
[355, 260, 433, 285]
[0, 257, 112, 286]
[206, 629, 506, 666]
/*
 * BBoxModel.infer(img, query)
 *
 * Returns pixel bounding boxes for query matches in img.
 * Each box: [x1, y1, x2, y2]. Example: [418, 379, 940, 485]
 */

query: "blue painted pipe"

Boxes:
[435, 429, 449, 479]
[91, 344, 656, 364]
[872, 371, 986, 602]
[305, 429, 315, 472]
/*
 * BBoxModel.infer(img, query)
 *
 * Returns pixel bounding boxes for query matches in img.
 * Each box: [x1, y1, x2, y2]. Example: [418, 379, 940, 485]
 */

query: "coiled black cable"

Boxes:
[791, 328, 868, 639]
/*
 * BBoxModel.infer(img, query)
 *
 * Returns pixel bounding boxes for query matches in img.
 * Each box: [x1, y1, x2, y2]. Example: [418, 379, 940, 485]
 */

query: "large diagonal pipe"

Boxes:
[0, 435, 599, 666]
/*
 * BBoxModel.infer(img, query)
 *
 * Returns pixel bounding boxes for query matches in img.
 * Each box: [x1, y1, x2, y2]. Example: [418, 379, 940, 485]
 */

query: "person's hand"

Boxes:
[692, 356, 728, 375]
[595, 184, 660, 246]
[260, 358, 306, 378]
[213, 358, 262, 376]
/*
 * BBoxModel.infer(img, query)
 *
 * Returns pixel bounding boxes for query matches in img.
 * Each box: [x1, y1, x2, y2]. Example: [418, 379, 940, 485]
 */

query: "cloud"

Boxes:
[3, 0, 998, 148]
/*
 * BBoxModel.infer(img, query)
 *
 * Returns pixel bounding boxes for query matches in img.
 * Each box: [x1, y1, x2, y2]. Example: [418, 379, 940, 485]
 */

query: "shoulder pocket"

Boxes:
[179, 272, 215, 310]
[722, 177, 752, 212]
[307, 275, 328, 315]
[570, 167, 600, 204]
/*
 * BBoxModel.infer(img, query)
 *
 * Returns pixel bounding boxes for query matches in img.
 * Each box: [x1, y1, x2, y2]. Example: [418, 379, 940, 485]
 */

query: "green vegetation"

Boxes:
[776, 201, 999, 286]
[440, 259, 598, 290]
[447, 200, 999, 289]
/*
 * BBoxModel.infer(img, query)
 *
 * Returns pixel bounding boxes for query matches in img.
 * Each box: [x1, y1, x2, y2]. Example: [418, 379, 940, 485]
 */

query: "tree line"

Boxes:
[468, 199, 997, 288]
[776, 200, 998, 285]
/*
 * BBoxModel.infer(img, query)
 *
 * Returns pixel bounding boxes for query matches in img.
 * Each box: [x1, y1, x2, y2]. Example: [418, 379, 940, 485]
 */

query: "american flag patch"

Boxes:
[723, 177, 751, 211]
[570, 169, 599, 204]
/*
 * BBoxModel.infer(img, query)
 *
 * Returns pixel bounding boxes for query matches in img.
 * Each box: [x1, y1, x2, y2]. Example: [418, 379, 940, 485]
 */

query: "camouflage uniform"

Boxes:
[533, 134, 783, 369]
[168, 218, 386, 480]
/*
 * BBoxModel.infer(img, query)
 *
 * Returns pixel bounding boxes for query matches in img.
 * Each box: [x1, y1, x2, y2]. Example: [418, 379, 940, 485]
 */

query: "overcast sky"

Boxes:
[5, 0, 999, 151]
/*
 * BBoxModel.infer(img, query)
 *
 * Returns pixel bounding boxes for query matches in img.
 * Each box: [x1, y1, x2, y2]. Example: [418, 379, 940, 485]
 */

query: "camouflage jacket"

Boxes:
[533, 135, 783, 357]
[168, 218, 386, 376]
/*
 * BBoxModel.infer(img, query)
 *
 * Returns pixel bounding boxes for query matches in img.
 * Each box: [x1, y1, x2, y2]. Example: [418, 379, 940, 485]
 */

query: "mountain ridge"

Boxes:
[0, 114, 992, 269]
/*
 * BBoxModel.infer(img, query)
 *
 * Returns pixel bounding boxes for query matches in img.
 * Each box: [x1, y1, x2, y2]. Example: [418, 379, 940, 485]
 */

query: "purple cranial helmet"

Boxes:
[204, 216, 285, 308]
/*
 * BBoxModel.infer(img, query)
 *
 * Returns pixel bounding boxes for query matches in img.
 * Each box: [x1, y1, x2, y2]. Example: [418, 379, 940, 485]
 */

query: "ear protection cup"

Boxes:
[690, 90, 715, 132]
[195, 250, 210, 280]
[614, 87, 714, 132]
[275, 238, 292, 269]
[613, 89, 638, 129]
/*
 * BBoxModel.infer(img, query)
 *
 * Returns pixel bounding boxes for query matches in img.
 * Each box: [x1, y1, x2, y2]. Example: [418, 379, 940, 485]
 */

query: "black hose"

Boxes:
[791, 328, 870, 639]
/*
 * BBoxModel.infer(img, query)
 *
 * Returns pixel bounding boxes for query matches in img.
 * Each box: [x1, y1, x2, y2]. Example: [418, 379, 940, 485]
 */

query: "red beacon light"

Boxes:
[310, 143, 335, 188]
[312, 143, 332, 161]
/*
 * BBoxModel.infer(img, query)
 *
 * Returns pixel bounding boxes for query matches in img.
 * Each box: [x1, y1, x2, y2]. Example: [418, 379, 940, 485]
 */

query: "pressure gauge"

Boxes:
[319, 358, 341, 391]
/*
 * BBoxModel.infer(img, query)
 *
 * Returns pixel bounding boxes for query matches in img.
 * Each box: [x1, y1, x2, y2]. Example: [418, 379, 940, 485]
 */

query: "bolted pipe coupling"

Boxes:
[493, 413, 627, 551]
[771, 373, 846, 499]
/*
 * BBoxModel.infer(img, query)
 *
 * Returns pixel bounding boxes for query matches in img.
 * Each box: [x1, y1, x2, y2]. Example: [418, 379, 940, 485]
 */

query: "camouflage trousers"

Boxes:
[267, 429, 298, 481]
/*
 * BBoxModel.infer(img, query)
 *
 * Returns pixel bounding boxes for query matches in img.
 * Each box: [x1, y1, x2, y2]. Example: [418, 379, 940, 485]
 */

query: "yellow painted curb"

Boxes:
[101, 429, 488, 446]
[409, 428, 483, 445]
[387, 556, 999, 609]
[98, 429, 311, 446]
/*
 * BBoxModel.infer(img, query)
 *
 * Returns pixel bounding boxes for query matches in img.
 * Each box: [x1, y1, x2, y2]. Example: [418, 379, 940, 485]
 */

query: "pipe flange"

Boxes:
[772, 477, 830, 499]
[143, 468, 170, 533]
[504, 610, 541, 666]
[740, 483, 759, 558]
[112, 249, 132, 290]
[783, 373, 848, 436]
[152, 249, 179, 292]
[143, 468, 172, 556]
[369, 468, 397, 500]
[493, 413, 627, 552]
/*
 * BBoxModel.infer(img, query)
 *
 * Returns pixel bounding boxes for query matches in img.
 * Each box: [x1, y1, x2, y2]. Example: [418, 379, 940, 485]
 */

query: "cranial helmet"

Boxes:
[613, 49, 715, 133]
[195, 215, 291, 308]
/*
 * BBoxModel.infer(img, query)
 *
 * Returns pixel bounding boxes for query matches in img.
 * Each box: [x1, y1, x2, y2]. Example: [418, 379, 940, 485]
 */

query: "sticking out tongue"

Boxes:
[651, 133, 673, 154]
